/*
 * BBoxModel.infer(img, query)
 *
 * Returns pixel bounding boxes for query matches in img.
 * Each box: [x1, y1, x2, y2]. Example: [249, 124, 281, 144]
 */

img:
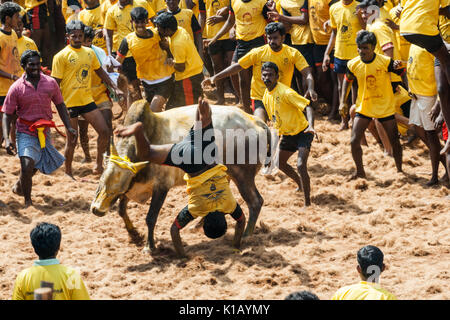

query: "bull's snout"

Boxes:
[91, 205, 106, 217]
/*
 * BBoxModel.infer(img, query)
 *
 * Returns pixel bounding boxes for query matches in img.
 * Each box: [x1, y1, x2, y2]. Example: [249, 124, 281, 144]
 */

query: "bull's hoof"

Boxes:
[128, 229, 145, 246]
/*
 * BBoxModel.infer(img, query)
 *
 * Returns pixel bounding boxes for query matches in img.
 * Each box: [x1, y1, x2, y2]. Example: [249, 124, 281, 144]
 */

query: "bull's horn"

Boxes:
[110, 140, 118, 156]
[134, 161, 149, 172]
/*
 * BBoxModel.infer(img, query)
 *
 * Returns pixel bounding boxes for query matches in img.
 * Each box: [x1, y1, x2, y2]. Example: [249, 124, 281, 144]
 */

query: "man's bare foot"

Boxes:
[65, 172, 76, 180]
[339, 121, 349, 131]
[426, 177, 439, 186]
[349, 172, 366, 181]
[12, 180, 23, 196]
[24, 199, 33, 208]
[81, 157, 92, 164]
[93, 167, 104, 175]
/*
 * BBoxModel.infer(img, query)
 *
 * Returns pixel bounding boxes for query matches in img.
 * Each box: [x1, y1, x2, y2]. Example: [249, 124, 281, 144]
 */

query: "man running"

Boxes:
[2, 50, 77, 207]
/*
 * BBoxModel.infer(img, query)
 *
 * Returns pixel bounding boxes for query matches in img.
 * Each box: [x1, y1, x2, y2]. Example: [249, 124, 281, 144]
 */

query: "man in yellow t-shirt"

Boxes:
[407, 44, 448, 186]
[52, 20, 121, 177]
[12, 222, 90, 300]
[104, 0, 156, 104]
[116, 7, 174, 112]
[78, 0, 107, 53]
[155, 12, 204, 108]
[323, 0, 362, 130]
[114, 97, 246, 258]
[202, 22, 316, 123]
[332, 245, 397, 300]
[341, 30, 403, 179]
[206, 0, 271, 114]
[14, 12, 38, 73]
[261, 61, 316, 206]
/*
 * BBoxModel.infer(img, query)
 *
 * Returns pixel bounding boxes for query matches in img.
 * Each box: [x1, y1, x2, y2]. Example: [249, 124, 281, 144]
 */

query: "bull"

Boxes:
[90, 99, 272, 252]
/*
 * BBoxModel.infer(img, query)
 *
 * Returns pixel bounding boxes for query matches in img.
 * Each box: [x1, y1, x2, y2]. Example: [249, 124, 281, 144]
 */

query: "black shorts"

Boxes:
[313, 45, 335, 67]
[232, 36, 266, 62]
[26, 3, 48, 30]
[0, 96, 5, 106]
[293, 43, 315, 67]
[355, 113, 396, 122]
[68, 102, 97, 118]
[121, 57, 138, 82]
[142, 75, 174, 103]
[167, 73, 204, 108]
[251, 99, 265, 111]
[400, 99, 411, 119]
[208, 39, 236, 56]
[174, 204, 244, 229]
[279, 129, 314, 152]
[402, 33, 444, 54]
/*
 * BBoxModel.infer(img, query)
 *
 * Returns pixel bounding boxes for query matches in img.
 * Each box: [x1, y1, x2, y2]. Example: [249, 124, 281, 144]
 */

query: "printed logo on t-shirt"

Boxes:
[76, 64, 90, 83]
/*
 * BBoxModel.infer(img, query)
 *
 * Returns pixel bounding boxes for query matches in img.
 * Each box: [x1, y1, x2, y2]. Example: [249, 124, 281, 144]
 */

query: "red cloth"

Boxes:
[1, 72, 64, 137]
[443, 122, 448, 142]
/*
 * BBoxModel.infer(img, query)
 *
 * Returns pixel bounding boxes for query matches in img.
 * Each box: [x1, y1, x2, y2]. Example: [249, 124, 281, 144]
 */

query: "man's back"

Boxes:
[332, 281, 397, 300]
[12, 259, 90, 300]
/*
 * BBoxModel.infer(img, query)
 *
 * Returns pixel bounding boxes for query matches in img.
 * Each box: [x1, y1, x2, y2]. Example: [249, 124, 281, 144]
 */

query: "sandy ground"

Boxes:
[0, 95, 449, 300]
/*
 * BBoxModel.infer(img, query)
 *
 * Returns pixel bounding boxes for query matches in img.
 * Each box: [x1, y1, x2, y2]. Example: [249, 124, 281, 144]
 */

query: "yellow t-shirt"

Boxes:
[407, 44, 437, 96]
[202, 0, 231, 40]
[180, 0, 200, 18]
[119, 27, 174, 81]
[12, 259, 90, 300]
[148, 0, 166, 13]
[173, 8, 196, 40]
[0, 30, 21, 97]
[90, 45, 110, 105]
[24, 0, 47, 10]
[332, 281, 397, 300]
[184, 164, 237, 217]
[51, 45, 101, 108]
[169, 27, 203, 81]
[101, 0, 118, 21]
[329, 0, 361, 60]
[394, 84, 411, 136]
[367, 19, 402, 82]
[262, 82, 310, 136]
[104, 0, 156, 53]
[231, 0, 268, 41]
[347, 53, 396, 118]
[79, 5, 107, 52]
[17, 35, 38, 60]
[238, 43, 309, 100]
[400, 0, 450, 36]
[308, 0, 332, 45]
[276, 0, 313, 45]
[439, 15, 450, 43]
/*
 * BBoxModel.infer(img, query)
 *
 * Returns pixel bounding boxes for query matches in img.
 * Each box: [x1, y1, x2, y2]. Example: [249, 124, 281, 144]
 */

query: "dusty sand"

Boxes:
[0, 96, 449, 300]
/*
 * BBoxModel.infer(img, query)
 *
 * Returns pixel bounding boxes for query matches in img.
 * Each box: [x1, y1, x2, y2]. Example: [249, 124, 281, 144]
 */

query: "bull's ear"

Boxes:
[134, 161, 149, 172]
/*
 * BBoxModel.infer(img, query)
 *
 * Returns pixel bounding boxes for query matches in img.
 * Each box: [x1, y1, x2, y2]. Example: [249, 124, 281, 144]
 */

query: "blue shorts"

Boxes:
[333, 57, 349, 74]
[17, 132, 65, 174]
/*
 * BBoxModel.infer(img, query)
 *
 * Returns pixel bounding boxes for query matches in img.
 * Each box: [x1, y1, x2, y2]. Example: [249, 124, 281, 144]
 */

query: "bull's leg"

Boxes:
[229, 165, 264, 237]
[118, 196, 134, 232]
[144, 187, 169, 253]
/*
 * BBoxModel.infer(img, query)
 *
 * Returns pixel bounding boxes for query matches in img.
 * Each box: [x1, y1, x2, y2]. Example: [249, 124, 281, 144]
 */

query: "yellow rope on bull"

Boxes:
[109, 154, 139, 174]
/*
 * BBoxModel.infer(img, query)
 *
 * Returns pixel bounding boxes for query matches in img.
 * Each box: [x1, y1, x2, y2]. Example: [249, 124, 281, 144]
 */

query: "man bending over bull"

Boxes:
[114, 97, 246, 258]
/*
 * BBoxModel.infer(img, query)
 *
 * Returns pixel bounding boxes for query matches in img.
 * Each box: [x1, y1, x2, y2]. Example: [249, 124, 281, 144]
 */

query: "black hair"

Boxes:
[357, 0, 380, 8]
[30, 223, 62, 260]
[265, 22, 286, 36]
[357, 245, 384, 279]
[65, 19, 85, 34]
[0, 1, 21, 24]
[285, 291, 320, 300]
[83, 25, 95, 40]
[261, 61, 279, 74]
[20, 49, 41, 67]
[356, 30, 377, 47]
[154, 11, 178, 31]
[203, 211, 227, 239]
[131, 6, 148, 21]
